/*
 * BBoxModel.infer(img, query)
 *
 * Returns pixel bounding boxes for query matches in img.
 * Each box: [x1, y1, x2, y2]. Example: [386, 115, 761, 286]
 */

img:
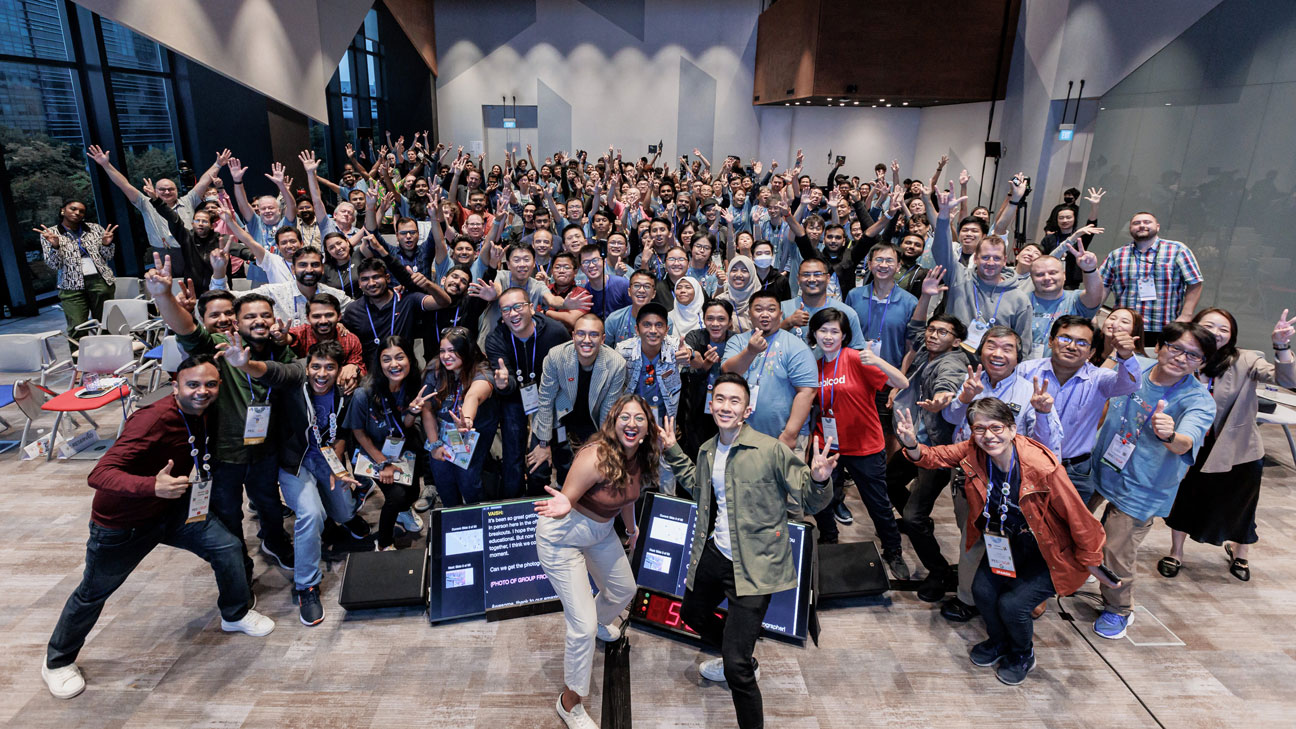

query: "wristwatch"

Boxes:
[1157, 430, 1176, 444]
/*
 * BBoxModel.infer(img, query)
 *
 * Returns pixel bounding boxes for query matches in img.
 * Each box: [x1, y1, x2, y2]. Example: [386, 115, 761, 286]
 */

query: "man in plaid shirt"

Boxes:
[1099, 212, 1203, 345]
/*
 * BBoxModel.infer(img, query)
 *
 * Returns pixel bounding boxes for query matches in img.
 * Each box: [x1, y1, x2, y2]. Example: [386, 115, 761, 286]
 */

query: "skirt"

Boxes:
[1165, 435, 1261, 546]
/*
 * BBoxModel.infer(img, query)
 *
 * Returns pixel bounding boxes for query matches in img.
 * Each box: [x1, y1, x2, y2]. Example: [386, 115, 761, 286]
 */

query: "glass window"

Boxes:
[99, 17, 161, 71]
[110, 72, 176, 182]
[0, 0, 69, 61]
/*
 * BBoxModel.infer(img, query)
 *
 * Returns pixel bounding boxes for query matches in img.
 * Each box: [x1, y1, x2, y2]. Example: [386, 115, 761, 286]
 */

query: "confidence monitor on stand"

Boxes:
[627, 492, 818, 645]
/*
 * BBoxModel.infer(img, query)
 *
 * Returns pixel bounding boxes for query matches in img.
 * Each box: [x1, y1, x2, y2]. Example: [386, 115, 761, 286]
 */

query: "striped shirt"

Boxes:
[1099, 238, 1202, 332]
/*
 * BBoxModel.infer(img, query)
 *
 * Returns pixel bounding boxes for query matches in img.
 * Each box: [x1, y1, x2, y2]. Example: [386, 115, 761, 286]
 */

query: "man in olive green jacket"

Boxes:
[661, 373, 836, 729]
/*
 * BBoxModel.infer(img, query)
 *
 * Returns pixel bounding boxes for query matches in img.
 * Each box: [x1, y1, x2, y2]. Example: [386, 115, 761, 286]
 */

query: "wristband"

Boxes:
[1080, 267, 1097, 274]
[426, 439, 444, 452]
[1157, 430, 1176, 444]
[1275, 343, 1291, 352]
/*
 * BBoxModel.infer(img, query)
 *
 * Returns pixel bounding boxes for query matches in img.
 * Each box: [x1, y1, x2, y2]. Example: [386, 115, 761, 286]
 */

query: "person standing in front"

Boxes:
[535, 395, 656, 729]
[661, 374, 836, 729]
[35, 201, 117, 339]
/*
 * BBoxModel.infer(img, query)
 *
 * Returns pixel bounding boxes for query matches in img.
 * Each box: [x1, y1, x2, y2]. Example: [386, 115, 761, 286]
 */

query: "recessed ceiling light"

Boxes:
[901, 101, 909, 106]
[879, 98, 885, 102]
[1165, 102, 1172, 106]
[853, 101, 859, 105]
[827, 97, 833, 101]
[839, 102, 845, 106]
[1100, 106, 1106, 110]
[872, 104, 877, 108]
[784, 102, 790, 106]
[885, 103, 892, 107]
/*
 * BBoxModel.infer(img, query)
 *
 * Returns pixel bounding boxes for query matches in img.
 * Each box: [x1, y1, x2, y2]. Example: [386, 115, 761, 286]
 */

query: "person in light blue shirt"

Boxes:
[1027, 244, 1104, 358]
[721, 291, 818, 447]
[1017, 315, 1141, 503]
[780, 259, 865, 350]
[845, 242, 918, 368]
[1091, 321, 1217, 640]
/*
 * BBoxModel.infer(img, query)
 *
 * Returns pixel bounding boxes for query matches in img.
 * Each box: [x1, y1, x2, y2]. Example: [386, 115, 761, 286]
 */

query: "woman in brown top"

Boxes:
[534, 393, 661, 729]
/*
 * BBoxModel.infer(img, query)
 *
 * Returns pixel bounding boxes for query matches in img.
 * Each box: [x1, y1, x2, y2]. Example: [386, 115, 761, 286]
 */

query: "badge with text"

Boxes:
[243, 404, 271, 445]
[1137, 278, 1157, 301]
[381, 436, 406, 460]
[520, 383, 541, 415]
[821, 416, 839, 447]
[1101, 435, 1135, 471]
[321, 446, 348, 477]
[984, 533, 1017, 578]
[186, 474, 212, 523]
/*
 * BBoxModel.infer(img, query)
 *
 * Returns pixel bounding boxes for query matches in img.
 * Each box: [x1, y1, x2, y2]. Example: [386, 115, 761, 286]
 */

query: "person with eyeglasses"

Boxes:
[1160, 308, 1296, 583]
[604, 270, 666, 346]
[894, 398, 1113, 685]
[780, 258, 867, 350]
[578, 243, 630, 319]
[1090, 321, 1217, 639]
[485, 287, 573, 498]
[1018, 315, 1141, 506]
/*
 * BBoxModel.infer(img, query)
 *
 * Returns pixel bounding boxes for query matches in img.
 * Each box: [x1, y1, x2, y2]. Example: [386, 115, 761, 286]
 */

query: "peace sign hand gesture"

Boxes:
[143, 253, 174, 297]
[1030, 376, 1053, 413]
[407, 385, 432, 414]
[958, 365, 986, 404]
[893, 408, 919, 448]
[658, 414, 677, 450]
[809, 436, 840, 481]
[1273, 308, 1296, 347]
[450, 409, 474, 433]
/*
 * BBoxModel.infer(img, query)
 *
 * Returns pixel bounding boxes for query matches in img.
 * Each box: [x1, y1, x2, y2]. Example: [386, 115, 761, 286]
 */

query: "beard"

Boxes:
[296, 272, 321, 287]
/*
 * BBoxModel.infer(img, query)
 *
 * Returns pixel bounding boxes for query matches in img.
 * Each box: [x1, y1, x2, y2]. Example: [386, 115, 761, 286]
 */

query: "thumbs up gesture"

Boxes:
[1149, 399, 1175, 442]
[154, 460, 190, 499]
[493, 357, 511, 390]
[787, 304, 810, 329]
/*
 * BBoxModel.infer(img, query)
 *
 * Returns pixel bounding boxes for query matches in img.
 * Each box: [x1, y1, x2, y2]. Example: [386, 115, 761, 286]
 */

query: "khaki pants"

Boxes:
[1097, 502, 1153, 616]
[951, 479, 984, 606]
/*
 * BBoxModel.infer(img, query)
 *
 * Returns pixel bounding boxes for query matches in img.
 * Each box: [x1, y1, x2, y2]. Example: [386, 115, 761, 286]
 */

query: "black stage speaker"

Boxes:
[339, 543, 429, 610]
[817, 540, 890, 599]
[985, 141, 1003, 159]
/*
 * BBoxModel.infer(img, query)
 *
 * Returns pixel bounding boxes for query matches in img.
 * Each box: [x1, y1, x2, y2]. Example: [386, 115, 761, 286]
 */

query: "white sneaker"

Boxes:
[221, 608, 276, 637]
[395, 509, 423, 535]
[699, 656, 760, 682]
[41, 662, 86, 699]
[596, 622, 621, 642]
[555, 692, 599, 729]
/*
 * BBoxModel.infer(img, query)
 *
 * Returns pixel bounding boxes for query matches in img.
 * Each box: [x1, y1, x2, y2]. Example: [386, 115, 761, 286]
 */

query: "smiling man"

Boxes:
[721, 291, 818, 450]
[285, 293, 365, 393]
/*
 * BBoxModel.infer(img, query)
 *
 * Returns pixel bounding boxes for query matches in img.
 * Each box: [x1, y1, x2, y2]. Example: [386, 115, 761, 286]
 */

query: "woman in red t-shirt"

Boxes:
[808, 307, 913, 580]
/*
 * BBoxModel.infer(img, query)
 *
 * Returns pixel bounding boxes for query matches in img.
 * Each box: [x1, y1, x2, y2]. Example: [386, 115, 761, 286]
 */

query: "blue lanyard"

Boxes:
[62, 225, 90, 256]
[819, 350, 843, 414]
[177, 408, 211, 478]
[365, 295, 397, 345]
[749, 331, 779, 388]
[982, 447, 1018, 531]
[384, 394, 406, 438]
[511, 331, 539, 382]
[863, 284, 896, 340]
[244, 351, 273, 402]
[972, 283, 1007, 325]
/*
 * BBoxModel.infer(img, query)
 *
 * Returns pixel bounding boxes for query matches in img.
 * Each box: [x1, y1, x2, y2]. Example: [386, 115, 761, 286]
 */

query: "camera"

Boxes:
[835, 155, 846, 166]
[648, 144, 658, 154]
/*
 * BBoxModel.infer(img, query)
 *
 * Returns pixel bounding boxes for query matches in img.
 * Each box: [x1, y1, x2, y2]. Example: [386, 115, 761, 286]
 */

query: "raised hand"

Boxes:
[219, 330, 251, 369]
[407, 385, 432, 414]
[894, 408, 919, 448]
[175, 279, 198, 313]
[1085, 187, 1106, 204]
[917, 390, 954, 413]
[86, 144, 111, 166]
[265, 162, 286, 185]
[809, 436, 840, 481]
[407, 267, 434, 293]
[1009, 172, 1028, 201]
[1112, 330, 1137, 360]
[958, 365, 986, 404]
[143, 253, 174, 297]
[154, 460, 190, 499]
[467, 278, 498, 301]
[215, 148, 233, 167]
[658, 414, 677, 450]
[1273, 308, 1296, 347]
[228, 157, 246, 183]
[141, 178, 157, 199]
[32, 224, 59, 244]
[921, 265, 948, 297]
[102, 224, 118, 245]
[745, 328, 768, 355]
[1149, 399, 1175, 441]
[210, 238, 231, 279]
[298, 150, 320, 173]
[959, 169, 970, 186]
[533, 485, 572, 518]
[493, 358, 510, 390]
[859, 346, 881, 368]
[937, 183, 968, 217]
[1030, 376, 1053, 413]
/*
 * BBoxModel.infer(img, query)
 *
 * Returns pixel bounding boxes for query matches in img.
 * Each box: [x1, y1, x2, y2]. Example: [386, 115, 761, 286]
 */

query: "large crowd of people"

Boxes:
[34, 137, 1291, 729]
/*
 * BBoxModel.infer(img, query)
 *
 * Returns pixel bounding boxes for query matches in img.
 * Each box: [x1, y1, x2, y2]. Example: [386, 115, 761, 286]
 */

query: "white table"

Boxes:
[1256, 386, 1296, 465]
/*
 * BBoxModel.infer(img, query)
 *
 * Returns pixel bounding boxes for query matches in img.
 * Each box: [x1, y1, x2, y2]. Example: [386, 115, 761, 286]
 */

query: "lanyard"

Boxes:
[972, 282, 1007, 325]
[1115, 374, 1187, 443]
[62, 225, 91, 258]
[819, 350, 842, 414]
[244, 351, 274, 402]
[366, 296, 397, 345]
[863, 284, 896, 340]
[982, 448, 1018, 533]
[310, 389, 340, 446]
[511, 331, 538, 382]
[437, 301, 464, 344]
[384, 395, 406, 438]
[1135, 241, 1158, 279]
[177, 408, 212, 478]
[749, 332, 780, 389]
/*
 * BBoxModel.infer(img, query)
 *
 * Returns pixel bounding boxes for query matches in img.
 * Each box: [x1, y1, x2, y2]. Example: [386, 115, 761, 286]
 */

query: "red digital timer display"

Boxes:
[634, 590, 709, 636]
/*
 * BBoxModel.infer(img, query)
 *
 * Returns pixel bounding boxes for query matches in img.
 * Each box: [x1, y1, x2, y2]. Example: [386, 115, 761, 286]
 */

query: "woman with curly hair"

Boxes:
[534, 393, 660, 729]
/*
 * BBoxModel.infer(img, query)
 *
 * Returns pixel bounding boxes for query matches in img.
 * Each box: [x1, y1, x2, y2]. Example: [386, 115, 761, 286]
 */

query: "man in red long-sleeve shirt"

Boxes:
[41, 355, 276, 700]
[286, 292, 365, 393]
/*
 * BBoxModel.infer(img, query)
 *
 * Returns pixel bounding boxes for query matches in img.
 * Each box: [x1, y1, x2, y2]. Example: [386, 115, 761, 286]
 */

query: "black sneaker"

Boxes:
[995, 650, 1036, 685]
[940, 597, 979, 622]
[884, 553, 911, 581]
[344, 515, 371, 540]
[832, 502, 854, 525]
[969, 639, 1008, 667]
[259, 540, 294, 570]
[916, 568, 947, 602]
[294, 585, 325, 626]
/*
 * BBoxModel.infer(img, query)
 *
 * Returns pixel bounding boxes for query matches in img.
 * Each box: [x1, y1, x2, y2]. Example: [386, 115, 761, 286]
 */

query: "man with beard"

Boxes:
[895, 233, 929, 297]
[932, 191, 1032, 348]
[1098, 211, 1204, 346]
[295, 150, 337, 250]
[40, 355, 274, 700]
[150, 196, 224, 293]
[390, 216, 432, 276]
[223, 244, 351, 326]
[229, 160, 295, 283]
[196, 290, 237, 336]
[340, 257, 452, 365]
[285, 293, 364, 393]
[780, 258, 866, 349]
[485, 287, 572, 498]
[148, 255, 296, 584]
[424, 263, 498, 347]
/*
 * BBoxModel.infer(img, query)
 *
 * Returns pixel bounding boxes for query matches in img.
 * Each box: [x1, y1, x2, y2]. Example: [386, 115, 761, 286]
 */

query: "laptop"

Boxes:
[338, 543, 430, 610]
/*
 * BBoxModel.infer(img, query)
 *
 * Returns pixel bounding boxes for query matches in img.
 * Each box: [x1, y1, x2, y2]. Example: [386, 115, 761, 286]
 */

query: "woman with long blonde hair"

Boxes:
[534, 394, 661, 729]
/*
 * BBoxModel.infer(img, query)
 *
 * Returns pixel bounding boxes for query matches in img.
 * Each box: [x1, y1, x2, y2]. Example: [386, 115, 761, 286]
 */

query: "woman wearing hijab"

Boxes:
[719, 255, 757, 332]
[668, 276, 705, 337]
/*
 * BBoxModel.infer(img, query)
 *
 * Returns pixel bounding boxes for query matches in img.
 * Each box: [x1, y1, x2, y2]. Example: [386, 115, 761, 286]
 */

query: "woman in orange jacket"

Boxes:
[895, 397, 1117, 685]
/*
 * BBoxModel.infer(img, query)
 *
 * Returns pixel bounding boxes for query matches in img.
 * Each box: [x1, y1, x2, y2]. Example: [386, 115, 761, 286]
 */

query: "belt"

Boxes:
[1062, 453, 1091, 466]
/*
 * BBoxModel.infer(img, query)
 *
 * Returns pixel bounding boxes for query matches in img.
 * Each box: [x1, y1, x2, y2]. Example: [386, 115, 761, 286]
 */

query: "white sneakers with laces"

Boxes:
[220, 608, 276, 637]
[41, 662, 86, 699]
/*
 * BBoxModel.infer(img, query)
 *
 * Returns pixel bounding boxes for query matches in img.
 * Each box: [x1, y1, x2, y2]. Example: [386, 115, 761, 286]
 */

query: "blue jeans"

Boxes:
[428, 426, 496, 506]
[499, 399, 544, 498]
[211, 454, 289, 576]
[279, 452, 359, 589]
[1064, 456, 1094, 505]
[970, 544, 1056, 655]
[47, 516, 250, 669]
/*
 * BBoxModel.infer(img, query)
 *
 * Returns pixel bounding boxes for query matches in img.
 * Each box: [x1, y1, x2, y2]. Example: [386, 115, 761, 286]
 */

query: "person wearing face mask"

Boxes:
[669, 276, 706, 337]
[936, 326, 1063, 623]
[719, 255, 759, 332]
[420, 327, 500, 506]
[1027, 238, 1105, 358]
[1090, 321, 1217, 640]
[932, 190, 1032, 348]
[895, 399, 1112, 686]
[1159, 308, 1296, 583]
[149, 255, 296, 587]
[531, 314, 629, 488]
[749, 240, 790, 302]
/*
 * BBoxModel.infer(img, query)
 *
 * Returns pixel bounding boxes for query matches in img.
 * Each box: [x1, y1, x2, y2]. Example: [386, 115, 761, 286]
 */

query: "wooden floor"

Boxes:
[4, 310, 1296, 728]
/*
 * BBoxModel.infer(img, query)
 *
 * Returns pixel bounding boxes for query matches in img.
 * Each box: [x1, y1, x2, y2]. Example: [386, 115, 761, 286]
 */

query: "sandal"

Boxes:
[1225, 544, 1251, 582]
[1157, 556, 1182, 578]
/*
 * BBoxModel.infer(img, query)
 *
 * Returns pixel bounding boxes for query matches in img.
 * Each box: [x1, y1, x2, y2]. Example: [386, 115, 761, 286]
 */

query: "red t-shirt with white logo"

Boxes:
[814, 348, 888, 456]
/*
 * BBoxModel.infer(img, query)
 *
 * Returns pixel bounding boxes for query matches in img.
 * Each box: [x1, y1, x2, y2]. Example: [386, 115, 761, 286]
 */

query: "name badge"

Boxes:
[821, 416, 839, 447]
[966, 320, 990, 348]
[243, 404, 271, 445]
[321, 446, 348, 477]
[1137, 278, 1157, 301]
[984, 533, 1017, 578]
[556, 425, 568, 443]
[704, 385, 713, 414]
[866, 339, 882, 356]
[186, 473, 212, 523]
[1101, 434, 1135, 471]
[749, 384, 760, 412]
[382, 436, 406, 459]
[520, 383, 541, 414]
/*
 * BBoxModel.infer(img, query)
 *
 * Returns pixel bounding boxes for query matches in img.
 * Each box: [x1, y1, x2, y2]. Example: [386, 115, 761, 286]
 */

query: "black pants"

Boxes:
[681, 540, 772, 729]
[813, 451, 904, 558]
[886, 451, 952, 573]
[211, 454, 290, 578]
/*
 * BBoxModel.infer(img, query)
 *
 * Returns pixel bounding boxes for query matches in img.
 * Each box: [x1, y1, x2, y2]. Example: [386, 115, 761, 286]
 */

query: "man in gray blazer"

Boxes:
[528, 312, 628, 485]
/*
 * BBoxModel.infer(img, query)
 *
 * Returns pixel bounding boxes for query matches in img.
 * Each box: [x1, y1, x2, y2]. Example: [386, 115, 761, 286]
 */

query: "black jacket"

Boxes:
[256, 360, 351, 473]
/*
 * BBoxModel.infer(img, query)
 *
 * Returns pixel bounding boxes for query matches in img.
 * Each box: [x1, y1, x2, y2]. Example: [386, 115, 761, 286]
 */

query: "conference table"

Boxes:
[1256, 384, 1296, 465]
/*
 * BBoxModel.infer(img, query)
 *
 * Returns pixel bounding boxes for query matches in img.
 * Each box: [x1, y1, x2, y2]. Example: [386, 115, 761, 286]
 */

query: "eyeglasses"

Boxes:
[500, 302, 530, 315]
[666, 257, 688, 264]
[1055, 335, 1091, 348]
[1164, 343, 1204, 364]
[580, 258, 602, 267]
[971, 424, 1010, 436]
[926, 326, 955, 337]
[630, 283, 655, 292]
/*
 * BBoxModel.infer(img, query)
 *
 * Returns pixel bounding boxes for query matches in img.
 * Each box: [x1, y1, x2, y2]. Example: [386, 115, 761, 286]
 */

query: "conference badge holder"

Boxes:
[1137, 278, 1157, 302]
[243, 403, 271, 445]
[520, 383, 541, 415]
[381, 436, 406, 460]
[1101, 435, 1135, 472]
[321, 446, 348, 477]
[445, 428, 480, 470]
[186, 472, 212, 524]
[983, 532, 1016, 578]
[821, 416, 839, 447]
[355, 452, 414, 485]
